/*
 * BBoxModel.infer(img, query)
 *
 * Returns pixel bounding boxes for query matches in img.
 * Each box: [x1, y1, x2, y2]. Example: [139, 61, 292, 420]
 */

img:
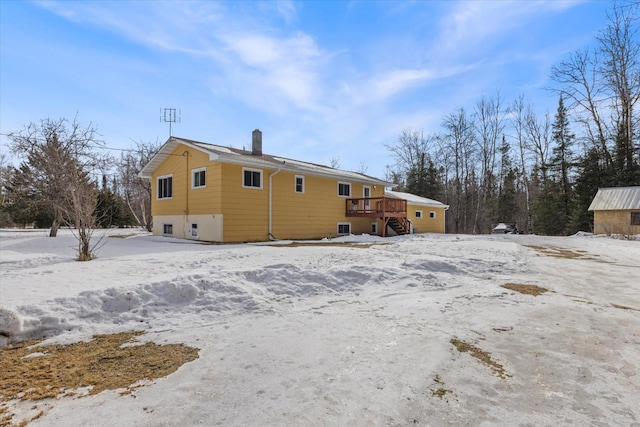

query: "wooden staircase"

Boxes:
[386, 217, 410, 235]
[345, 196, 409, 237]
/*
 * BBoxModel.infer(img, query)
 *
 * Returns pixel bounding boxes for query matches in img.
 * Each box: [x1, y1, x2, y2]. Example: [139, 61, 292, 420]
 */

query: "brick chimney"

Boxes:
[252, 129, 262, 156]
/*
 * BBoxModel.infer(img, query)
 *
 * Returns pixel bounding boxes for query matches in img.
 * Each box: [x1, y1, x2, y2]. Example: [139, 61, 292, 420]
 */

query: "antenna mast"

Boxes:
[160, 108, 181, 138]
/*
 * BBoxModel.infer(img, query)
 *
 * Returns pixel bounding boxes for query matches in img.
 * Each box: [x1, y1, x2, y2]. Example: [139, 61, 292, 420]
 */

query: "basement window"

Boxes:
[191, 223, 198, 238]
[337, 223, 351, 235]
[163, 223, 173, 236]
[632, 212, 640, 225]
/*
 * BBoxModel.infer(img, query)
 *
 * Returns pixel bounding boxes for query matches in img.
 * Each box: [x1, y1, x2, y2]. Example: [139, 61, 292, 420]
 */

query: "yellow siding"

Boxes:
[270, 173, 384, 240]
[150, 143, 391, 242]
[408, 205, 447, 234]
[219, 163, 270, 242]
[593, 210, 640, 235]
[151, 145, 222, 217]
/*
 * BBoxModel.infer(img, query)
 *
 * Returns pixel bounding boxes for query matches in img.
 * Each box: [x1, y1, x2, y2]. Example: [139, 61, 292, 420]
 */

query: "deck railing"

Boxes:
[345, 197, 407, 216]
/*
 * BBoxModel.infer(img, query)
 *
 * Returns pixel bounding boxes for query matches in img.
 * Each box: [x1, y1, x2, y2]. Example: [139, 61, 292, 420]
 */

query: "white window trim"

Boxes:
[337, 181, 351, 198]
[162, 223, 173, 236]
[242, 167, 263, 189]
[415, 210, 423, 219]
[295, 175, 305, 194]
[190, 223, 198, 238]
[191, 167, 206, 189]
[337, 222, 351, 235]
[157, 174, 173, 200]
[430, 211, 436, 219]
[371, 222, 378, 234]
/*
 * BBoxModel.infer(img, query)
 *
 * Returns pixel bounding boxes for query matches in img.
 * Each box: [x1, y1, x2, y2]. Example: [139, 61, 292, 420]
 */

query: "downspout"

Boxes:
[184, 150, 189, 238]
[268, 167, 282, 240]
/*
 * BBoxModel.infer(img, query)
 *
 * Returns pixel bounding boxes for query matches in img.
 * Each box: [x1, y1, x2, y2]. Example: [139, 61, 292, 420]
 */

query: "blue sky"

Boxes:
[0, 1, 611, 179]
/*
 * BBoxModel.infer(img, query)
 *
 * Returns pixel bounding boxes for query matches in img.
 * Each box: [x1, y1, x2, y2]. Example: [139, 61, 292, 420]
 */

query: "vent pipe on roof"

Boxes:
[252, 129, 262, 156]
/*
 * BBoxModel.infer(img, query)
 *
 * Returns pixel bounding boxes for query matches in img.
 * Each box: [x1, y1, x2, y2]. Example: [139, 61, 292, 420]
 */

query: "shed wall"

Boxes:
[593, 210, 640, 235]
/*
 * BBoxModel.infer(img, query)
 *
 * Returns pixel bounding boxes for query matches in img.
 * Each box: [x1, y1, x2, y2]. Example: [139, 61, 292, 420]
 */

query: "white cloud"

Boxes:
[369, 69, 435, 102]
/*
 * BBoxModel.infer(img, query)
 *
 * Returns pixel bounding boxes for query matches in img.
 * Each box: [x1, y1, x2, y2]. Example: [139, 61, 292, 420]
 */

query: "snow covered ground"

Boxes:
[1, 229, 639, 426]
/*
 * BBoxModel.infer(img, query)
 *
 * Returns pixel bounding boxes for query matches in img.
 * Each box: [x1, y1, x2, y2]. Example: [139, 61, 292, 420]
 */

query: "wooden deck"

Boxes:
[345, 197, 408, 236]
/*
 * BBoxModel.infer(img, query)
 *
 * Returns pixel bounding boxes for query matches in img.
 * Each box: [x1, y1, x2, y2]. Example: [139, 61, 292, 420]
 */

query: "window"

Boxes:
[243, 168, 262, 189]
[192, 168, 206, 189]
[338, 182, 351, 197]
[157, 175, 173, 199]
[163, 223, 173, 236]
[337, 223, 351, 235]
[430, 211, 436, 219]
[415, 210, 423, 219]
[295, 175, 305, 193]
[632, 212, 640, 225]
[371, 223, 378, 234]
[191, 223, 198, 238]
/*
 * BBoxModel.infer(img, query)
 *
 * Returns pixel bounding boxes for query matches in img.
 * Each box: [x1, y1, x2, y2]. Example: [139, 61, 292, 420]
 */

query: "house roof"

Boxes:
[385, 190, 449, 209]
[588, 186, 640, 211]
[139, 136, 395, 187]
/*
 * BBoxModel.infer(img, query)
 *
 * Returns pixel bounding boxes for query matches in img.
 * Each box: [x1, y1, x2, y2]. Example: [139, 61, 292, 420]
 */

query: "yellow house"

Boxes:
[385, 191, 449, 234]
[139, 130, 415, 242]
[588, 186, 640, 235]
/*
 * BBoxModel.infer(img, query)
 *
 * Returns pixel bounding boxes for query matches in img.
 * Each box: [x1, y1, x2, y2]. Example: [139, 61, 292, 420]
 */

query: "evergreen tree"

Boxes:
[533, 178, 565, 235]
[495, 136, 517, 223]
[95, 175, 120, 228]
[548, 96, 576, 235]
[405, 153, 441, 199]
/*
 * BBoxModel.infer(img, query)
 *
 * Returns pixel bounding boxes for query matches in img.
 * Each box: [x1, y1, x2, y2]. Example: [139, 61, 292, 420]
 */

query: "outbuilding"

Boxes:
[588, 186, 640, 235]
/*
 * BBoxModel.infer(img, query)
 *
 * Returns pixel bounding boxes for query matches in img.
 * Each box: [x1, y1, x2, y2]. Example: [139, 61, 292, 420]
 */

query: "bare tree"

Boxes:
[510, 95, 534, 232]
[550, 49, 611, 164]
[550, 2, 640, 181]
[8, 117, 107, 260]
[60, 168, 102, 261]
[385, 129, 433, 176]
[441, 108, 476, 234]
[355, 161, 368, 175]
[329, 156, 341, 169]
[525, 106, 553, 182]
[473, 93, 507, 233]
[118, 140, 160, 231]
[0, 154, 15, 226]
[597, 2, 640, 180]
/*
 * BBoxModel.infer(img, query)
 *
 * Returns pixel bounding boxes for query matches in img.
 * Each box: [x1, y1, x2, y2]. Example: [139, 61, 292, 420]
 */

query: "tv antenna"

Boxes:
[160, 108, 181, 137]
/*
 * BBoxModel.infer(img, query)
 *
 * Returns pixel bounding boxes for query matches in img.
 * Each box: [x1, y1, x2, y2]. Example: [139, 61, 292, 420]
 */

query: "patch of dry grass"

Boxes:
[501, 283, 549, 296]
[430, 374, 452, 400]
[450, 338, 510, 379]
[0, 331, 199, 426]
[524, 245, 596, 260]
[108, 234, 139, 239]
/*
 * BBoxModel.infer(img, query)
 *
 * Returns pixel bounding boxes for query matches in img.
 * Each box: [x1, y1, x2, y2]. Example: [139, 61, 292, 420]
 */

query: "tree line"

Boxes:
[385, 2, 640, 235]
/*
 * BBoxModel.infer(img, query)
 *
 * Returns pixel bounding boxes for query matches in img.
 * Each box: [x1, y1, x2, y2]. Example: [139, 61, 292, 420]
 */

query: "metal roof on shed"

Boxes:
[588, 186, 640, 211]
